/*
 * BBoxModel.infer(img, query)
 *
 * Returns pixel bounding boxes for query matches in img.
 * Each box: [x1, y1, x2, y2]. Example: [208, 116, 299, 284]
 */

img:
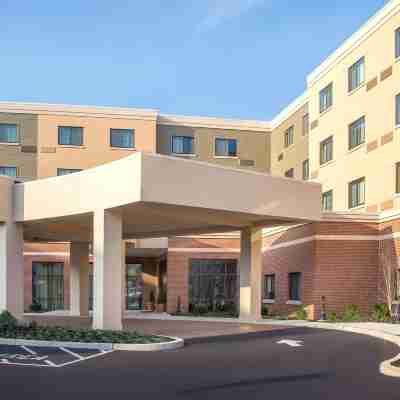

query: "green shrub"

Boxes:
[0, 311, 18, 329]
[29, 301, 42, 313]
[342, 304, 361, 322]
[327, 311, 338, 322]
[261, 305, 269, 317]
[295, 306, 308, 320]
[372, 303, 391, 322]
[193, 304, 209, 315]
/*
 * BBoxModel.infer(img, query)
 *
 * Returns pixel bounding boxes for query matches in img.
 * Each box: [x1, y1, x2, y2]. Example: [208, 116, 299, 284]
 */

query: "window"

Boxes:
[0, 166, 17, 177]
[396, 162, 400, 194]
[171, 136, 194, 155]
[322, 190, 333, 211]
[284, 126, 294, 147]
[319, 83, 333, 113]
[264, 274, 275, 300]
[58, 126, 83, 146]
[32, 262, 64, 311]
[189, 259, 238, 313]
[289, 272, 301, 301]
[126, 264, 144, 310]
[349, 177, 365, 209]
[348, 57, 365, 92]
[0, 124, 18, 143]
[110, 128, 135, 148]
[396, 27, 400, 59]
[320, 136, 333, 165]
[57, 168, 82, 176]
[285, 168, 294, 178]
[302, 159, 309, 180]
[348, 116, 365, 150]
[396, 94, 400, 126]
[302, 114, 309, 136]
[215, 138, 237, 157]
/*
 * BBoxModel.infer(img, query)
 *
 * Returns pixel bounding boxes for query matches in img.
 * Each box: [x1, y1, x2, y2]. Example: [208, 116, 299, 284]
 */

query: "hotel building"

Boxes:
[1, 0, 400, 327]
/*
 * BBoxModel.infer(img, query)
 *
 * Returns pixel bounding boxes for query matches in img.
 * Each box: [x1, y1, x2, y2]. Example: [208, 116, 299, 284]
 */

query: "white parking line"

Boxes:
[59, 347, 85, 360]
[21, 346, 37, 355]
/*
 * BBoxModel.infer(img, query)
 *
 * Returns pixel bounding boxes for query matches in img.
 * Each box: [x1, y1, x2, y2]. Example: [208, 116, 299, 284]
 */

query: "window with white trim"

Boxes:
[0, 124, 18, 143]
[319, 83, 333, 113]
[284, 126, 294, 147]
[0, 166, 17, 177]
[171, 136, 194, 155]
[322, 190, 333, 211]
[348, 116, 365, 150]
[349, 177, 365, 209]
[215, 138, 237, 157]
[348, 57, 365, 92]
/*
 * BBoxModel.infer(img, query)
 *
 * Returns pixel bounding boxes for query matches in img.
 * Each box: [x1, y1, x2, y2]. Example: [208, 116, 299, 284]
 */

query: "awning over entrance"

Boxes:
[0, 152, 322, 330]
[12, 152, 321, 241]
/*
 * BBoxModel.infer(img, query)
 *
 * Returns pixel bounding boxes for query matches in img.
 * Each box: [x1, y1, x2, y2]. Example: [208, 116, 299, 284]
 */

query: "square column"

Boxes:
[70, 242, 90, 317]
[0, 221, 24, 318]
[92, 209, 124, 330]
[239, 227, 263, 321]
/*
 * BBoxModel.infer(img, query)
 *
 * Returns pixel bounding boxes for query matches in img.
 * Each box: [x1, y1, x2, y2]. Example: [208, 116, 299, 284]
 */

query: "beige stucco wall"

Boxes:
[270, 103, 309, 179]
[36, 114, 157, 178]
[156, 124, 271, 172]
[307, 7, 400, 212]
[0, 113, 38, 181]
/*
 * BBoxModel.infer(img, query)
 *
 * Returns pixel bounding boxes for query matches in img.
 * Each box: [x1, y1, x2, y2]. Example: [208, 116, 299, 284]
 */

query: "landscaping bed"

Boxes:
[0, 311, 172, 344]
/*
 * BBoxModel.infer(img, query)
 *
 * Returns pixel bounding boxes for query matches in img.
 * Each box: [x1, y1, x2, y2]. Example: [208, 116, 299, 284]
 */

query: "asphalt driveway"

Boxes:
[0, 327, 399, 399]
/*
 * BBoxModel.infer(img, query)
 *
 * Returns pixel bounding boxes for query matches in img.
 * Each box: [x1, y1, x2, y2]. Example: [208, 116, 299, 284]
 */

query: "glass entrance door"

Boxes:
[126, 264, 144, 310]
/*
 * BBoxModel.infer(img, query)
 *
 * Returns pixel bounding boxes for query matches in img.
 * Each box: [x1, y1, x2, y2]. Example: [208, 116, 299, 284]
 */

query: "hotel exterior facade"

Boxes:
[1, 0, 400, 325]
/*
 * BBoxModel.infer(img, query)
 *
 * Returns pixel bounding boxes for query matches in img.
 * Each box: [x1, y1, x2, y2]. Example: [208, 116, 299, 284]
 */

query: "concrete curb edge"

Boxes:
[0, 336, 184, 352]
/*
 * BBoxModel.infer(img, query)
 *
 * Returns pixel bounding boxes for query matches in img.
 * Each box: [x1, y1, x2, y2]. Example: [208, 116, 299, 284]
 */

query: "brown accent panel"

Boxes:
[366, 77, 378, 91]
[366, 204, 378, 213]
[380, 66, 392, 82]
[381, 199, 394, 211]
[310, 120, 319, 130]
[20, 145, 37, 153]
[239, 159, 255, 167]
[278, 153, 283, 161]
[381, 131, 393, 146]
[311, 170, 318, 179]
[41, 146, 57, 153]
[366, 140, 378, 153]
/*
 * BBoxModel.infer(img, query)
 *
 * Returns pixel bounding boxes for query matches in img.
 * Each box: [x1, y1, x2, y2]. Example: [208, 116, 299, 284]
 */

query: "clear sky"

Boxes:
[0, 0, 386, 120]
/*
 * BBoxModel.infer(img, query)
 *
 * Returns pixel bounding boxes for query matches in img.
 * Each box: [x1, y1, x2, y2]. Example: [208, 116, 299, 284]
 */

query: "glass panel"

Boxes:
[58, 126, 83, 146]
[126, 264, 143, 310]
[320, 83, 332, 113]
[189, 260, 238, 313]
[0, 166, 17, 177]
[289, 272, 301, 301]
[396, 28, 400, 59]
[110, 129, 135, 148]
[396, 94, 400, 126]
[172, 136, 194, 154]
[215, 138, 237, 157]
[0, 124, 18, 143]
[57, 168, 82, 176]
[32, 262, 64, 311]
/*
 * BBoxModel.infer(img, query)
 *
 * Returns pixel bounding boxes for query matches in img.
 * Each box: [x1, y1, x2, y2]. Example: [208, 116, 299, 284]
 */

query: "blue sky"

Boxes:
[0, 0, 385, 120]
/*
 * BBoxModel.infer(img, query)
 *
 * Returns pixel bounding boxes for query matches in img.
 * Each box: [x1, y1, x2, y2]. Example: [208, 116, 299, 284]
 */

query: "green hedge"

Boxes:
[0, 311, 172, 344]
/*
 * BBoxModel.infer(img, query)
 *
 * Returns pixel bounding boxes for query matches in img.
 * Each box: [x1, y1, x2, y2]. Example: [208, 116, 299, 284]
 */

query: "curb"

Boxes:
[0, 336, 184, 352]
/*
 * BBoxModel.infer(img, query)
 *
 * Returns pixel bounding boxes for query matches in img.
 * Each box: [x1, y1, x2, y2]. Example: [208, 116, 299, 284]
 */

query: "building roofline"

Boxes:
[270, 91, 309, 129]
[158, 113, 271, 132]
[0, 101, 159, 121]
[307, 0, 400, 87]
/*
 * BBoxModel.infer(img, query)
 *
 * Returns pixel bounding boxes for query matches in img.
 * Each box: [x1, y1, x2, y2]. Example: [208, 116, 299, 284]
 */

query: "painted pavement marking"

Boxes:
[276, 339, 304, 347]
[0, 344, 114, 368]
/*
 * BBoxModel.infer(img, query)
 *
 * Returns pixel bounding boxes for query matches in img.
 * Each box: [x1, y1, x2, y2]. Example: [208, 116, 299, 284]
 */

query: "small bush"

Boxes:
[372, 303, 391, 322]
[261, 305, 269, 317]
[193, 304, 209, 315]
[29, 301, 42, 313]
[295, 306, 308, 320]
[327, 312, 338, 322]
[0, 311, 18, 330]
[342, 304, 361, 322]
